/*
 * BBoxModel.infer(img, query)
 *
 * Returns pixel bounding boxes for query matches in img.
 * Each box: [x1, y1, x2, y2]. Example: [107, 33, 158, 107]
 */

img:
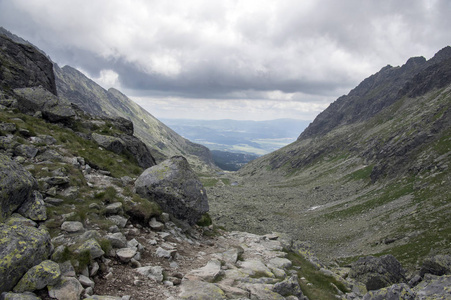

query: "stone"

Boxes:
[0, 224, 51, 293]
[48, 277, 83, 300]
[116, 248, 137, 263]
[0, 153, 37, 221]
[84, 295, 122, 300]
[5, 213, 37, 228]
[245, 283, 286, 300]
[92, 133, 125, 154]
[117, 134, 156, 168]
[221, 246, 244, 265]
[155, 247, 172, 259]
[362, 283, 416, 300]
[105, 202, 123, 215]
[272, 275, 304, 298]
[76, 239, 104, 259]
[17, 191, 47, 221]
[78, 275, 95, 288]
[0, 123, 17, 133]
[135, 156, 209, 225]
[136, 266, 164, 282]
[13, 145, 38, 159]
[149, 217, 164, 231]
[90, 262, 100, 277]
[269, 257, 292, 270]
[0, 292, 41, 300]
[105, 232, 127, 248]
[108, 215, 128, 228]
[178, 280, 227, 300]
[349, 255, 406, 291]
[13, 260, 61, 293]
[414, 274, 451, 298]
[61, 221, 84, 233]
[59, 261, 76, 277]
[185, 260, 224, 283]
[420, 254, 451, 277]
[44, 176, 69, 186]
[216, 284, 250, 299]
[237, 259, 275, 278]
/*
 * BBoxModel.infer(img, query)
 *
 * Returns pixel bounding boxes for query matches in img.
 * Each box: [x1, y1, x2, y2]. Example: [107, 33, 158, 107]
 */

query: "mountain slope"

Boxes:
[54, 65, 213, 168]
[208, 47, 451, 268]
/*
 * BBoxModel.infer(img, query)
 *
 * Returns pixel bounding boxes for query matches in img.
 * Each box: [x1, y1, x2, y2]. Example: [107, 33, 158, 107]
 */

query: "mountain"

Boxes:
[54, 65, 213, 168]
[207, 47, 451, 270]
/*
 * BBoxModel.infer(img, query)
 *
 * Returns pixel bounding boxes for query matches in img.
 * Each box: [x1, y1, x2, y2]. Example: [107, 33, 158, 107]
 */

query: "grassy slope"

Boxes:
[210, 86, 451, 270]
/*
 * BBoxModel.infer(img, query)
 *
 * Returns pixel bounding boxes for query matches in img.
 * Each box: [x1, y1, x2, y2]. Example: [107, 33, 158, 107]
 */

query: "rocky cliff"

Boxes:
[54, 65, 214, 167]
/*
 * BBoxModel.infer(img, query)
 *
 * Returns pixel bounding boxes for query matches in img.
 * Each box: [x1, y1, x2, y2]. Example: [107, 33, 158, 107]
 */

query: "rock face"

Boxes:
[349, 255, 406, 291]
[135, 156, 209, 225]
[0, 223, 52, 293]
[0, 34, 57, 95]
[0, 154, 37, 221]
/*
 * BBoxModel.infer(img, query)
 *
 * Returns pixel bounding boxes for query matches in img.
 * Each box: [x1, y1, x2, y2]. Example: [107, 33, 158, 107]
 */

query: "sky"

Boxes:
[0, 0, 450, 121]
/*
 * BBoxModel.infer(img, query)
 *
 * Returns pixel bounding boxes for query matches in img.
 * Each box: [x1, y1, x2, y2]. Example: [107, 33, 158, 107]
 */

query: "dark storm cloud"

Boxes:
[0, 0, 450, 102]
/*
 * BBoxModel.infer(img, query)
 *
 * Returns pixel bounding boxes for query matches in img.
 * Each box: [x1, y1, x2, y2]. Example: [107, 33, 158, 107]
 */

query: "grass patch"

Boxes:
[286, 251, 349, 300]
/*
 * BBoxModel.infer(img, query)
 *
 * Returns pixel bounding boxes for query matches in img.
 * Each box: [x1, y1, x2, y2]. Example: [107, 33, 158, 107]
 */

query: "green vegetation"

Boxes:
[286, 251, 349, 300]
[196, 213, 212, 227]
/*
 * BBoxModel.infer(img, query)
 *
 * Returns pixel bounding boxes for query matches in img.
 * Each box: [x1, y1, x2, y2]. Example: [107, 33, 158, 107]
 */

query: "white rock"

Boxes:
[61, 221, 84, 233]
[116, 248, 137, 263]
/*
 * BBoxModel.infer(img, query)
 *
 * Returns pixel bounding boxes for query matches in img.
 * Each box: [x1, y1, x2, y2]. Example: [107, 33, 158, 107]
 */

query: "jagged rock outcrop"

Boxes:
[0, 34, 57, 95]
[135, 156, 209, 225]
[0, 153, 37, 221]
[349, 255, 406, 291]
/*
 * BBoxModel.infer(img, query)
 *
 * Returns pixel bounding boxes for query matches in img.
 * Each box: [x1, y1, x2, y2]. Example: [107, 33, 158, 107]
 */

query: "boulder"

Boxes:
[414, 274, 451, 298]
[116, 248, 137, 263]
[420, 254, 451, 277]
[118, 134, 156, 168]
[61, 221, 84, 233]
[13, 87, 75, 124]
[135, 156, 209, 225]
[91, 133, 125, 154]
[13, 260, 61, 293]
[272, 275, 304, 298]
[185, 260, 224, 283]
[47, 277, 83, 300]
[105, 232, 127, 248]
[75, 239, 104, 259]
[105, 202, 123, 215]
[0, 35, 57, 95]
[0, 154, 37, 221]
[0, 292, 41, 300]
[362, 283, 415, 300]
[349, 255, 406, 291]
[17, 191, 47, 221]
[0, 224, 51, 293]
[178, 280, 227, 300]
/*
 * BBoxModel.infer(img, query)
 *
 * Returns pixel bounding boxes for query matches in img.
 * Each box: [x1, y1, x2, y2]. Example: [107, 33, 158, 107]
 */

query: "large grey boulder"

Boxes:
[349, 255, 406, 291]
[92, 133, 125, 154]
[13, 260, 61, 293]
[0, 224, 52, 293]
[13, 87, 75, 124]
[420, 254, 451, 277]
[135, 156, 209, 225]
[0, 154, 37, 222]
[0, 35, 57, 95]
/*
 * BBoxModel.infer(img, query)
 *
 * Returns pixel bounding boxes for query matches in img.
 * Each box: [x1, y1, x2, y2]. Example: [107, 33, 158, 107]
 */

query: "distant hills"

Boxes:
[161, 118, 310, 156]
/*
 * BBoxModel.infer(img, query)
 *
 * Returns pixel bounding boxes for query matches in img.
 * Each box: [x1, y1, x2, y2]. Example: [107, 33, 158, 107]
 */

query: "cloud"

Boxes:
[0, 0, 450, 120]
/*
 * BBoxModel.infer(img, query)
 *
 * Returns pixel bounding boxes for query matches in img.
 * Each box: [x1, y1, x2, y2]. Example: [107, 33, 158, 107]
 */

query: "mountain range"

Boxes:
[1, 26, 450, 299]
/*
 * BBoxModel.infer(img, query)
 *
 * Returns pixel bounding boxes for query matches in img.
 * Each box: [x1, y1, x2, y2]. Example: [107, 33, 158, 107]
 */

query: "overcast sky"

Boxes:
[1, 0, 450, 120]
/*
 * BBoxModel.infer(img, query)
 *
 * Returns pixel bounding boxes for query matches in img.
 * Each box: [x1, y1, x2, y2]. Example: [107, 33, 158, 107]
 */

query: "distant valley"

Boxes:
[161, 118, 310, 170]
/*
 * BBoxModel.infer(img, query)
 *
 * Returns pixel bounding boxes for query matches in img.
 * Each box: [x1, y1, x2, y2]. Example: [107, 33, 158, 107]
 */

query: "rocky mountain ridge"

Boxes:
[1, 28, 451, 300]
[54, 64, 213, 168]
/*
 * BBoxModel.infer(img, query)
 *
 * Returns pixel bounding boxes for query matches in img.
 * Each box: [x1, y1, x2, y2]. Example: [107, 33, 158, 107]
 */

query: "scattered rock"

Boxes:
[105, 232, 127, 248]
[61, 221, 84, 233]
[116, 248, 137, 263]
[362, 283, 415, 300]
[178, 280, 227, 300]
[75, 239, 104, 259]
[136, 266, 164, 282]
[185, 259, 224, 283]
[420, 254, 451, 277]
